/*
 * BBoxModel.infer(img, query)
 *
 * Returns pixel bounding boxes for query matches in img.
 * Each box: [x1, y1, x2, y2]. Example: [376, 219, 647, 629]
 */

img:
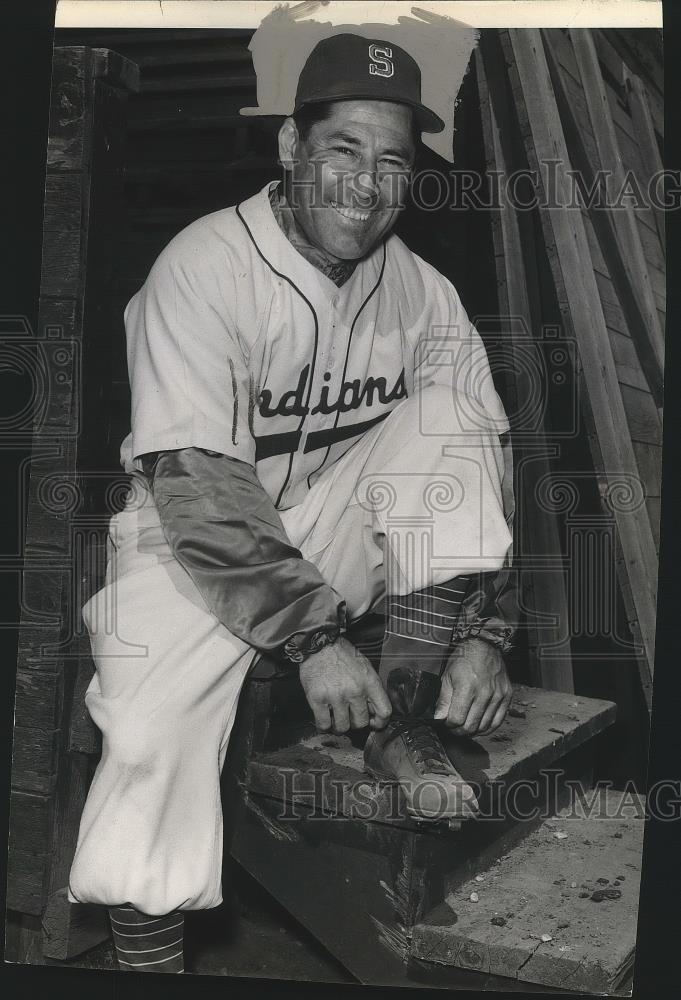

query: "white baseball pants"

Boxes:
[68, 385, 512, 915]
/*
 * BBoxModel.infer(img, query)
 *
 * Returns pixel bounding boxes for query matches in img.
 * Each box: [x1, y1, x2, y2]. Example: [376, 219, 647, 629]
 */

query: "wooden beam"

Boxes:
[42, 888, 110, 961]
[568, 30, 665, 382]
[624, 67, 665, 255]
[540, 33, 664, 407]
[476, 40, 573, 693]
[502, 28, 657, 710]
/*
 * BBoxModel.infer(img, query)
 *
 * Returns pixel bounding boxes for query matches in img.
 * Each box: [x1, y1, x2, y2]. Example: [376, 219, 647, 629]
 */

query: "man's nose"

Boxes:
[351, 165, 380, 208]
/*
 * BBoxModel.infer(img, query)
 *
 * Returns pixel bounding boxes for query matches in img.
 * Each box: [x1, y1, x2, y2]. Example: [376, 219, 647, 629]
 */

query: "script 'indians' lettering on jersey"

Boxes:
[122, 182, 509, 510]
[258, 366, 407, 419]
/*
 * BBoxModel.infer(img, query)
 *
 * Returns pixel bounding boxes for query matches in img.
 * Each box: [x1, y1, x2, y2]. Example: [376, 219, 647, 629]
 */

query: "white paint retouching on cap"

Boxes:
[53, 2, 663, 160]
[241, 7, 478, 161]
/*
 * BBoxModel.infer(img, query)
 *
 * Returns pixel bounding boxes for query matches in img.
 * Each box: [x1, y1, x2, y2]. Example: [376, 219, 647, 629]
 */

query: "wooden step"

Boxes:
[229, 685, 618, 985]
[411, 790, 645, 994]
[244, 684, 616, 828]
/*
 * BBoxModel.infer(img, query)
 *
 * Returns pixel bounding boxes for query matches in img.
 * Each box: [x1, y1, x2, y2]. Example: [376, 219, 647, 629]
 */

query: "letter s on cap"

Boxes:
[368, 44, 394, 78]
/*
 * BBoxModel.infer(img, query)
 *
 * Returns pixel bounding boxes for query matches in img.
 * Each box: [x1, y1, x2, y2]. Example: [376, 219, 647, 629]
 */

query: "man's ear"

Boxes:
[278, 117, 299, 170]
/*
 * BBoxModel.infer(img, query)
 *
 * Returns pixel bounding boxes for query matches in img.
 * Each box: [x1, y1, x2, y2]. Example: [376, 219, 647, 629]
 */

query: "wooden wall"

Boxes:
[7, 46, 139, 956]
[545, 28, 664, 551]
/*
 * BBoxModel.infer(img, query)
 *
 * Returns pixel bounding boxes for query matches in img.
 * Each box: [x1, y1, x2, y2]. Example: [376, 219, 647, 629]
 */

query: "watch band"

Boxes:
[282, 627, 342, 664]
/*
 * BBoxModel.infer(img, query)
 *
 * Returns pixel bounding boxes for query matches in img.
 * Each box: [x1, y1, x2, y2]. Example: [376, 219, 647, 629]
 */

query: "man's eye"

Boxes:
[333, 146, 356, 157]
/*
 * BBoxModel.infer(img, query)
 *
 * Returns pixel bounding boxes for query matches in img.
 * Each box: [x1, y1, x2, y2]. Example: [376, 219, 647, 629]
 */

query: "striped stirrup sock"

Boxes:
[109, 905, 185, 973]
[379, 577, 471, 717]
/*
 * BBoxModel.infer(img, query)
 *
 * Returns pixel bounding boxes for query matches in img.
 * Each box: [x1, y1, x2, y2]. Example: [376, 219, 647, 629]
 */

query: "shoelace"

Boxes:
[386, 719, 453, 775]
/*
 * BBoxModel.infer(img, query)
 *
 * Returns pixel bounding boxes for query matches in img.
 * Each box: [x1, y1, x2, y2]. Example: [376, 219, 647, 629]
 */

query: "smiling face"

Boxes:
[278, 100, 416, 261]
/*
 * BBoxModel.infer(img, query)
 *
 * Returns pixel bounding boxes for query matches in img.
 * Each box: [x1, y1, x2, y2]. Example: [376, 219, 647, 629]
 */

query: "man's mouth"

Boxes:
[330, 201, 371, 222]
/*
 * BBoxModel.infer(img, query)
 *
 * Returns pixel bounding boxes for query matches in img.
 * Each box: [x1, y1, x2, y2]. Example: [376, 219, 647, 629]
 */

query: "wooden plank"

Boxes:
[232, 800, 426, 985]
[46, 47, 93, 171]
[13, 669, 63, 730]
[6, 851, 52, 915]
[503, 28, 657, 709]
[11, 45, 138, 929]
[10, 725, 60, 796]
[45, 753, 96, 902]
[543, 35, 664, 386]
[22, 564, 71, 623]
[595, 30, 663, 137]
[609, 328, 652, 392]
[40, 174, 85, 298]
[127, 91, 255, 128]
[247, 685, 616, 821]
[602, 28, 663, 106]
[547, 29, 639, 146]
[646, 497, 661, 551]
[31, 300, 82, 437]
[124, 155, 274, 176]
[636, 215, 664, 276]
[412, 791, 644, 993]
[127, 112, 260, 133]
[614, 116, 662, 242]
[542, 48, 663, 403]
[635, 223, 664, 285]
[593, 28, 625, 86]
[548, 33, 662, 244]
[595, 273, 628, 334]
[584, 217, 664, 312]
[68, 649, 99, 755]
[625, 67, 665, 253]
[619, 384, 662, 446]
[476, 38, 573, 692]
[8, 790, 53, 855]
[20, 444, 80, 561]
[141, 71, 257, 93]
[569, 30, 665, 382]
[632, 440, 662, 496]
[91, 47, 140, 91]
[121, 40, 252, 68]
[42, 888, 110, 961]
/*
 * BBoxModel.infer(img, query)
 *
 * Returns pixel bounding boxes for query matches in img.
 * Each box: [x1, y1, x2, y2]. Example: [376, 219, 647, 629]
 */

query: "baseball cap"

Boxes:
[293, 33, 445, 134]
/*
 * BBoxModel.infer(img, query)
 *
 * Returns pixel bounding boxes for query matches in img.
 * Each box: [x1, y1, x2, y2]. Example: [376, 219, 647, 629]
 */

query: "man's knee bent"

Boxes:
[102, 711, 188, 776]
[391, 384, 503, 444]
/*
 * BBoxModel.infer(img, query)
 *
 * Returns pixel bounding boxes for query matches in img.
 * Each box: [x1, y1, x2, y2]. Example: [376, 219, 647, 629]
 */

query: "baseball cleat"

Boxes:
[364, 719, 479, 821]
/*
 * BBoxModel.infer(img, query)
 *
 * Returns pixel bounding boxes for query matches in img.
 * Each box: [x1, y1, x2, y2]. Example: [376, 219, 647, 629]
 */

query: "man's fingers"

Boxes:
[311, 701, 333, 733]
[433, 675, 452, 720]
[455, 688, 495, 735]
[348, 697, 371, 730]
[446, 684, 475, 729]
[475, 691, 504, 735]
[330, 701, 350, 735]
[366, 673, 392, 726]
[482, 690, 513, 735]
[367, 699, 391, 730]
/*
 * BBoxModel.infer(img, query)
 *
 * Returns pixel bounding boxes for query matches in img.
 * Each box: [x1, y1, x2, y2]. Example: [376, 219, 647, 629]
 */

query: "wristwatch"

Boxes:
[282, 627, 341, 664]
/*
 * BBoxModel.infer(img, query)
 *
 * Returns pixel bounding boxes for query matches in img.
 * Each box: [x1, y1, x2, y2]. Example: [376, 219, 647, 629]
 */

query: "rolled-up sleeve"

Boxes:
[142, 447, 346, 661]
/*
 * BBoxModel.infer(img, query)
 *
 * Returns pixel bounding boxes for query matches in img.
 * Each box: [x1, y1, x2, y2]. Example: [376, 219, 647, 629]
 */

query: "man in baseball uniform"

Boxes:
[69, 34, 517, 973]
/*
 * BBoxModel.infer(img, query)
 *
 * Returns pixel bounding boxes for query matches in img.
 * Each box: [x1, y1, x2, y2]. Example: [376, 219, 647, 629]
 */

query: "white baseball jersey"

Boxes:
[121, 180, 509, 510]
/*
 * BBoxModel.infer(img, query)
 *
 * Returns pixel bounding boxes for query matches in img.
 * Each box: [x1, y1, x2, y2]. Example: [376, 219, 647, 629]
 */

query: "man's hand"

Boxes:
[434, 638, 512, 736]
[299, 636, 392, 734]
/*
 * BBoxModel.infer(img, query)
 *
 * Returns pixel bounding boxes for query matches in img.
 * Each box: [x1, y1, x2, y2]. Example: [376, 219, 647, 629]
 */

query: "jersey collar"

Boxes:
[237, 181, 385, 302]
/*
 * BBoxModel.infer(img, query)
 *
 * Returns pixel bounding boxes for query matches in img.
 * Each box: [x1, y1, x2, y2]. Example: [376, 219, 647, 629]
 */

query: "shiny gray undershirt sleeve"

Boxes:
[140, 448, 346, 660]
